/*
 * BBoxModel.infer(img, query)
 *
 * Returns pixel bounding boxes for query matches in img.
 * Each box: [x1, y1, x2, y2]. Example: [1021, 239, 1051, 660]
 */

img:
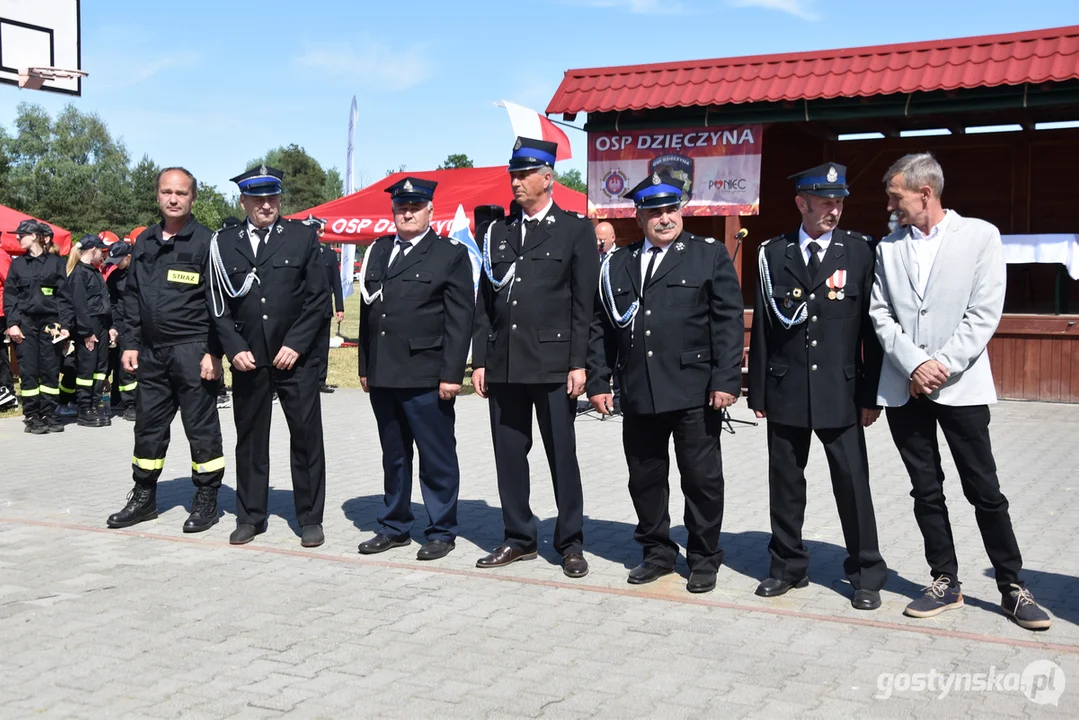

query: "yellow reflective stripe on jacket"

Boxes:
[20, 387, 40, 397]
[132, 457, 166, 470]
[92, 373, 106, 380]
[192, 457, 226, 473]
[60, 381, 75, 393]
[118, 381, 138, 392]
[76, 378, 94, 387]
[39, 385, 60, 395]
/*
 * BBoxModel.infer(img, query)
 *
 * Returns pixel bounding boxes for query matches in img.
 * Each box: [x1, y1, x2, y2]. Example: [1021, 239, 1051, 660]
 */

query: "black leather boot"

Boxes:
[106, 484, 158, 528]
[183, 487, 220, 533]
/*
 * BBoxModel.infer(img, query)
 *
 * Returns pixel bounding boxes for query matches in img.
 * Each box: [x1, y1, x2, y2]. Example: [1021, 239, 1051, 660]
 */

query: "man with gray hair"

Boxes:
[869, 152, 1050, 631]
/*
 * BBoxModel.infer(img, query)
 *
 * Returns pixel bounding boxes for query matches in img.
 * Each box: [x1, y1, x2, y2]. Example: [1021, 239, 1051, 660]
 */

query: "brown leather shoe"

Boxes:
[562, 553, 589, 578]
[475, 544, 538, 568]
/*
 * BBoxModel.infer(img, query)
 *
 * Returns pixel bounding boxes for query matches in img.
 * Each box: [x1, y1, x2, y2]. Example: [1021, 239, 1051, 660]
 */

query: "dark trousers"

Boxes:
[108, 345, 137, 410]
[0, 317, 13, 389]
[369, 386, 460, 542]
[13, 319, 62, 417]
[487, 382, 584, 556]
[623, 407, 726, 573]
[75, 323, 109, 412]
[132, 342, 224, 489]
[59, 349, 76, 405]
[315, 317, 332, 385]
[886, 397, 1023, 592]
[232, 357, 326, 527]
[766, 421, 887, 590]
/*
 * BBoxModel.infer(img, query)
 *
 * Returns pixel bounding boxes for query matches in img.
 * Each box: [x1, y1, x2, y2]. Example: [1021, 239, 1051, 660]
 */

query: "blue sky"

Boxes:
[3, 0, 1076, 196]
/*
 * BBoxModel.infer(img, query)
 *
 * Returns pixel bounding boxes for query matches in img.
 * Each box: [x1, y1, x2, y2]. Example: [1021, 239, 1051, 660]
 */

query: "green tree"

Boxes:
[555, 168, 587, 194]
[129, 155, 161, 227]
[192, 184, 238, 231]
[0, 102, 136, 237]
[438, 153, 473, 169]
[385, 164, 406, 177]
[247, 144, 343, 216]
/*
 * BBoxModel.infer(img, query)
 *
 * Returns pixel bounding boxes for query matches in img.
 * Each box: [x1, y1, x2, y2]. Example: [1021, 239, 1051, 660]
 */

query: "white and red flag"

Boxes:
[496, 100, 572, 161]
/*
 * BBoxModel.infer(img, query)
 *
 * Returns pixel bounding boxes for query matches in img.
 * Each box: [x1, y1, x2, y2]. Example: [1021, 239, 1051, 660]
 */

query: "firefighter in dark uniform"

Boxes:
[3, 220, 75, 434]
[68, 234, 113, 428]
[106, 167, 226, 533]
[587, 172, 744, 594]
[208, 165, 329, 548]
[357, 177, 475, 561]
[306, 217, 344, 393]
[748, 162, 887, 610]
[471, 137, 598, 579]
[104, 241, 137, 420]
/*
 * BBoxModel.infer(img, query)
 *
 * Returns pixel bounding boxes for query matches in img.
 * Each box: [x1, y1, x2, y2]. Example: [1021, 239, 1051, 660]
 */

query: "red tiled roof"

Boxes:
[546, 26, 1079, 114]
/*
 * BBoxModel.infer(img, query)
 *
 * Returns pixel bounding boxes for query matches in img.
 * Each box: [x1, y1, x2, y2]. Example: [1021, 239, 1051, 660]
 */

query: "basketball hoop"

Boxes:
[17, 66, 88, 91]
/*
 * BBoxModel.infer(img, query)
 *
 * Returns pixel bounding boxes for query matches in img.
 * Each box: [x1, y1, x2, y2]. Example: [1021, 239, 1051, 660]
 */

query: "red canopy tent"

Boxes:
[290, 166, 588, 244]
[0, 203, 73, 256]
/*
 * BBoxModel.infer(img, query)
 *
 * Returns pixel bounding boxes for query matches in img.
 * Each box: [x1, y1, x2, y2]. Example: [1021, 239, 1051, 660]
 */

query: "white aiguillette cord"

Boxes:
[208, 230, 260, 318]
[357, 241, 384, 305]
[758, 245, 807, 329]
[481, 223, 516, 303]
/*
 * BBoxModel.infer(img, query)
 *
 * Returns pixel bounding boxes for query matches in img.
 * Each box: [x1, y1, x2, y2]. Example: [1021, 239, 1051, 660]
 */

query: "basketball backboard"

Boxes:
[0, 0, 82, 95]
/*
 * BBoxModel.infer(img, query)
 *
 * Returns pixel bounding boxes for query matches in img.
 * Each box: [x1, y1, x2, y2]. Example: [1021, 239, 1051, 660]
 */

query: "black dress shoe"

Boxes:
[687, 571, 717, 594]
[627, 562, 674, 585]
[230, 522, 266, 545]
[301, 524, 325, 548]
[358, 533, 411, 555]
[562, 553, 589, 578]
[417, 539, 455, 561]
[852, 588, 882, 611]
[755, 576, 809, 598]
[107, 485, 158, 528]
[319, 384, 335, 394]
[183, 487, 219, 533]
[475, 544, 538, 568]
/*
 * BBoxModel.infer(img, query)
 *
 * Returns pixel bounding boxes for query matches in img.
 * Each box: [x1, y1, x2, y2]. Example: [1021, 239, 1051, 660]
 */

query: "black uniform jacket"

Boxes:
[747, 229, 883, 429]
[472, 203, 599, 384]
[358, 229, 475, 388]
[210, 217, 329, 368]
[587, 232, 744, 416]
[106, 267, 128, 340]
[69, 262, 111, 337]
[321, 244, 345, 318]
[3, 252, 75, 330]
[123, 219, 215, 352]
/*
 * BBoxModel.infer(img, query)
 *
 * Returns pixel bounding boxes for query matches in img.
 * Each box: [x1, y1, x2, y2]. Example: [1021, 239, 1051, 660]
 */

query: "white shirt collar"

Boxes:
[523, 198, 554, 223]
[641, 238, 671, 257]
[798, 225, 833, 252]
[911, 210, 951, 241]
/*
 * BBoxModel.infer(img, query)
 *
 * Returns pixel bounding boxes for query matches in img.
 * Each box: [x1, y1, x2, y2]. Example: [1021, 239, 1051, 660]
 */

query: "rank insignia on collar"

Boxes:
[275, 225, 284, 234]
[237, 230, 244, 238]
[450, 238, 459, 245]
[545, 215, 555, 225]
[674, 241, 685, 252]
[704, 237, 715, 244]
[826, 166, 838, 183]
[632, 249, 640, 258]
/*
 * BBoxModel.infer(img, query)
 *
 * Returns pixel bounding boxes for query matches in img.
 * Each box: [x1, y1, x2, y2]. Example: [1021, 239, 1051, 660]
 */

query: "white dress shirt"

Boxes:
[386, 233, 422, 267]
[640, 239, 670, 286]
[798, 225, 833, 266]
[247, 221, 274, 256]
[521, 198, 554, 248]
[910, 210, 951, 295]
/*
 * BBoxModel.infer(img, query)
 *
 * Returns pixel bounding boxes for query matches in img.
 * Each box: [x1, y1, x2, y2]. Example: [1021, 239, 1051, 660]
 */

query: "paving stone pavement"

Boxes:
[1, 392, 1077, 718]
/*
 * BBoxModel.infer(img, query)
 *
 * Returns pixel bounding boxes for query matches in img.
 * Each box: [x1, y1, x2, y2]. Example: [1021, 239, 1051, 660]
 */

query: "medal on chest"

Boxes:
[826, 269, 846, 300]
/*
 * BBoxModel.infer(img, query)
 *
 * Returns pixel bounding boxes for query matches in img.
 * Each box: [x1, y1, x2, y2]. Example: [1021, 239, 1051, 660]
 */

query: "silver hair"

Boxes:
[882, 152, 945, 197]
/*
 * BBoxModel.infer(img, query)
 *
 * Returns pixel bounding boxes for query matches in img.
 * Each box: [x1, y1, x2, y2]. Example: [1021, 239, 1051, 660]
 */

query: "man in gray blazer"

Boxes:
[869, 153, 1050, 631]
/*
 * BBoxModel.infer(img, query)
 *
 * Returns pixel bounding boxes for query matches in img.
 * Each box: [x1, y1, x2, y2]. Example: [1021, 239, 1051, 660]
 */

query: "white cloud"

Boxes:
[560, 0, 686, 15]
[295, 41, 431, 90]
[727, 0, 819, 21]
[90, 50, 202, 90]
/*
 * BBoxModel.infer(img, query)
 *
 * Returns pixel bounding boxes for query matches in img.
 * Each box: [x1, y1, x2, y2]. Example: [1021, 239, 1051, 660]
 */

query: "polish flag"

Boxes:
[496, 100, 572, 161]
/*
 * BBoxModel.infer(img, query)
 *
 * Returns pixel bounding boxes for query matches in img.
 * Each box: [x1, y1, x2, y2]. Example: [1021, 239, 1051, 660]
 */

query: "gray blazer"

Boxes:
[869, 211, 1005, 407]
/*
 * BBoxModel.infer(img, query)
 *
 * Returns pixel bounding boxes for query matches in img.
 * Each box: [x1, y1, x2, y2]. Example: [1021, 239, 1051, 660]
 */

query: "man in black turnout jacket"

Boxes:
[106, 167, 226, 534]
